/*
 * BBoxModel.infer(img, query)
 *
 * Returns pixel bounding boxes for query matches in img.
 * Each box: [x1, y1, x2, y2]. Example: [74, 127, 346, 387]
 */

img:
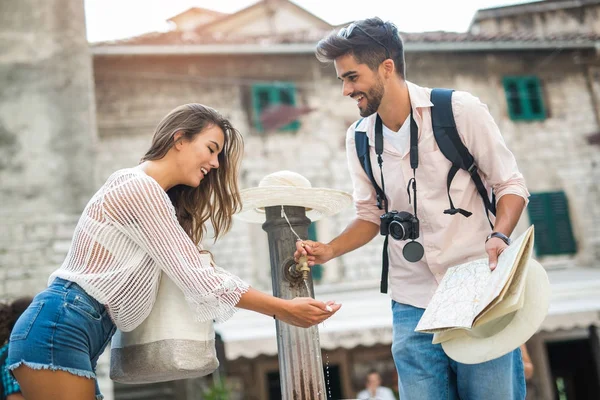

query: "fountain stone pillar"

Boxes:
[262, 205, 326, 400]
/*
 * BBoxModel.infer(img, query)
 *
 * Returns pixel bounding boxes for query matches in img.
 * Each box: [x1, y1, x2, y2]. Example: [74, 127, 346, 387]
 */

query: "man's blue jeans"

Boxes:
[391, 301, 526, 400]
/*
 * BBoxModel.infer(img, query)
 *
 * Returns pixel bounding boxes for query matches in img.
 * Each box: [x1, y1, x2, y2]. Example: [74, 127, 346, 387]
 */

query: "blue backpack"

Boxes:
[354, 88, 496, 226]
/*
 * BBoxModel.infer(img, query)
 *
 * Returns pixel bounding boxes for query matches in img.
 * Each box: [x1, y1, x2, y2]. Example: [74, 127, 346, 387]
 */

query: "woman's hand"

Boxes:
[276, 298, 341, 328]
[236, 288, 341, 328]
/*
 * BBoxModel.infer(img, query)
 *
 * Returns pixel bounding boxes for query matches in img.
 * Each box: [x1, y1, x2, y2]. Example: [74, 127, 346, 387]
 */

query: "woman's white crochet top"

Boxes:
[49, 167, 250, 332]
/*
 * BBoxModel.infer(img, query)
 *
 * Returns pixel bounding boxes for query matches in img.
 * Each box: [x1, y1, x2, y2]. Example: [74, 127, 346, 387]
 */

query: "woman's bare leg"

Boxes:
[12, 365, 96, 400]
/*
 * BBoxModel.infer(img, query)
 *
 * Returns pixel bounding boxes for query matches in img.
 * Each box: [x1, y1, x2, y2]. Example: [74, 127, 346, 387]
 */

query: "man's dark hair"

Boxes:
[316, 17, 406, 79]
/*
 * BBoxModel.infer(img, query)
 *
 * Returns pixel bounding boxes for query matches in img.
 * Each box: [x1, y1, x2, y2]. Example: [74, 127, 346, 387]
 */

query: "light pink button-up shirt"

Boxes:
[346, 81, 530, 309]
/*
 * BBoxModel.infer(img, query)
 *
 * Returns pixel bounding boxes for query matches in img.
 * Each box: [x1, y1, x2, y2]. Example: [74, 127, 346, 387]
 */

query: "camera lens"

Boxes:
[389, 220, 407, 240]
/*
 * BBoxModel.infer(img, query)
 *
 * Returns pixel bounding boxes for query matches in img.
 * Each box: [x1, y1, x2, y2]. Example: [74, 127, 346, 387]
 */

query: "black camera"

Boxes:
[380, 210, 420, 241]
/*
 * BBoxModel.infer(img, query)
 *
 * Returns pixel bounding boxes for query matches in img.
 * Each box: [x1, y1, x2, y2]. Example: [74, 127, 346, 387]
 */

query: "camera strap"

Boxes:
[375, 111, 420, 293]
[374, 115, 388, 213]
[408, 113, 419, 219]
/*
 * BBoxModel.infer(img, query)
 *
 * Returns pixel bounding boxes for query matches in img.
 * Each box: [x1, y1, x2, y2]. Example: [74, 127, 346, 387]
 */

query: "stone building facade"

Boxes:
[470, 0, 600, 36]
[0, 0, 111, 397]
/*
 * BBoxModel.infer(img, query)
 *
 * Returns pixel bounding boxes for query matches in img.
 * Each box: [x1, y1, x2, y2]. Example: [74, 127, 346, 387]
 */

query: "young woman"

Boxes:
[7, 104, 341, 400]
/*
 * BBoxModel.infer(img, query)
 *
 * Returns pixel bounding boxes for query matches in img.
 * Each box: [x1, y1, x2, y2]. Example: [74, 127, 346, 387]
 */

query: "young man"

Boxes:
[295, 17, 530, 399]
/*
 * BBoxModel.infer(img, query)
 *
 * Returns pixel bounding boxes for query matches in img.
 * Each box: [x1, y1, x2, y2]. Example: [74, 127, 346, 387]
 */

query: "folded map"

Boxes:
[415, 226, 535, 339]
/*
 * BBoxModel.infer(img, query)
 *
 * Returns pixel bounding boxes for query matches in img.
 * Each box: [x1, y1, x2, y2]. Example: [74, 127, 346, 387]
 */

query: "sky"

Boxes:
[84, 0, 535, 43]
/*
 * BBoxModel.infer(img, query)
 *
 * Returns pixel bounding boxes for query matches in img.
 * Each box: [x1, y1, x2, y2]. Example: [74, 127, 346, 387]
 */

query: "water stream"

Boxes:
[305, 278, 332, 399]
[325, 352, 332, 399]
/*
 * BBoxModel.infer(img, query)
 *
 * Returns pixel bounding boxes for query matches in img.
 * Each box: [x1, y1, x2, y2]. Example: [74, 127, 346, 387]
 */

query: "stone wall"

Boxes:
[90, 50, 600, 292]
[3, 45, 599, 307]
[472, 4, 600, 36]
[0, 0, 110, 396]
[0, 0, 97, 289]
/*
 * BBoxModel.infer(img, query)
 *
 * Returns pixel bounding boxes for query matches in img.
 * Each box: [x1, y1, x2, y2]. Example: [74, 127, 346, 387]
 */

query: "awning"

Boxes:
[215, 267, 600, 361]
[540, 266, 600, 332]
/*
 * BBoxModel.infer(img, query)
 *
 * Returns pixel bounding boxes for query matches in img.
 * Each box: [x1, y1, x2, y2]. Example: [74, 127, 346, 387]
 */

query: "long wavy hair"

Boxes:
[0, 297, 33, 345]
[140, 104, 244, 245]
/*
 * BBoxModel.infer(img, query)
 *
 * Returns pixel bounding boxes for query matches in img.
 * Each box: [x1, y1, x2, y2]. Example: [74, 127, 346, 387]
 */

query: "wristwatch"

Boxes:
[486, 231, 512, 246]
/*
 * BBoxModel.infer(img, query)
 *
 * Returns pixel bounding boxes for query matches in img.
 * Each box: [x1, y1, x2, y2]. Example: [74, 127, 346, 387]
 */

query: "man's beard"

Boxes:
[357, 77, 385, 117]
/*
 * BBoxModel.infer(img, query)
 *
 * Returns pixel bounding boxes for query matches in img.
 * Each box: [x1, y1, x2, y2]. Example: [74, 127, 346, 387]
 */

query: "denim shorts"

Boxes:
[7, 278, 116, 400]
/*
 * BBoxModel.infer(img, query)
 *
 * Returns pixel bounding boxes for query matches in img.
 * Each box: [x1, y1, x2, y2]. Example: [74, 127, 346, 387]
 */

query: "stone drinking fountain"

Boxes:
[235, 171, 352, 400]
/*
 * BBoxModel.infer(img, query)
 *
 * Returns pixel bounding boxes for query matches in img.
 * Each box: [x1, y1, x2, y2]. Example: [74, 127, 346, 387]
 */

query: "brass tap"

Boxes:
[296, 255, 310, 280]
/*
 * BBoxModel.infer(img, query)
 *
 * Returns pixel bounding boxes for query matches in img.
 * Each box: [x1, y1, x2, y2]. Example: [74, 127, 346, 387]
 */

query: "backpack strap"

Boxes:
[354, 119, 386, 210]
[430, 88, 496, 228]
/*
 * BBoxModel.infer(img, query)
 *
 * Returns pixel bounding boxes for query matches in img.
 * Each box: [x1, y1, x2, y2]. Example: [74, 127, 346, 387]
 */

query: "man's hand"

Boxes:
[485, 237, 508, 271]
[294, 240, 335, 267]
[486, 194, 526, 271]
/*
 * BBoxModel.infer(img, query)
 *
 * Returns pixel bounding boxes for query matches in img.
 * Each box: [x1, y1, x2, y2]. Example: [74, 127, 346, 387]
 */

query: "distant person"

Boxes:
[1, 297, 33, 400]
[7, 104, 341, 400]
[357, 370, 397, 400]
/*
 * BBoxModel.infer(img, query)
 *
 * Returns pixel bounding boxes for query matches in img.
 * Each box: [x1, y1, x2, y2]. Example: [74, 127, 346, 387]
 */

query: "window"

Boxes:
[502, 76, 546, 121]
[527, 191, 577, 256]
[308, 222, 324, 283]
[251, 82, 300, 132]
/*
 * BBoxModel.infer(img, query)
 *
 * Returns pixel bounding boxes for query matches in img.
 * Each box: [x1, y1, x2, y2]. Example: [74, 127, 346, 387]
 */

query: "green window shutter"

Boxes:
[251, 84, 273, 132]
[527, 191, 577, 256]
[503, 77, 523, 120]
[502, 76, 546, 121]
[277, 85, 300, 131]
[251, 82, 300, 132]
[523, 77, 545, 119]
[307, 222, 323, 282]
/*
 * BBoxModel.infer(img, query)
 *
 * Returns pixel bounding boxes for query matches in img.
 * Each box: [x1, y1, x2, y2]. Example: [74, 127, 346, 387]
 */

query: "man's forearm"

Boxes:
[329, 218, 379, 258]
[493, 194, 527, 237]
